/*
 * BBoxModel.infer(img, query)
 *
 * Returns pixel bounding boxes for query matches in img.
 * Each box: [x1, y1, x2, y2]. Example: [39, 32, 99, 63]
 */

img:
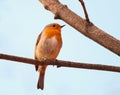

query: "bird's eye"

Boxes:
[53, 24, 56, 27]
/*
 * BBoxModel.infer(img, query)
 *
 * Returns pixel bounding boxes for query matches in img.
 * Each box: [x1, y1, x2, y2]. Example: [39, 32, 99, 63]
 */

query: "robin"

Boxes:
[34, 23, 65, 90]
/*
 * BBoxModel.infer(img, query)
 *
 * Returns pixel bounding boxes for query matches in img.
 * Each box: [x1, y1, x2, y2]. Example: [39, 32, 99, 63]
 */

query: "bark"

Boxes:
[0, 53, 120, 73]
[39, 0, 120, 56]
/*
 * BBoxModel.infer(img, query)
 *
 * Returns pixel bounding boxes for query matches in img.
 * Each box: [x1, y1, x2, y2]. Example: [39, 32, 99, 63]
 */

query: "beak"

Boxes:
[61, 25, 65, 28]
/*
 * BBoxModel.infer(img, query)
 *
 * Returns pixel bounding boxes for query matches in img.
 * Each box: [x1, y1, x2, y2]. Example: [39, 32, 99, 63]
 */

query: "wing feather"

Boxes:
[34, 32, 42, 71]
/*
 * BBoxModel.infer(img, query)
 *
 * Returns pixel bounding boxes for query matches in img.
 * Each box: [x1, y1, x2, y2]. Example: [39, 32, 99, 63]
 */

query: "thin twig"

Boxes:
[0, 53, 120, 73]
[79, 0, 90, 23]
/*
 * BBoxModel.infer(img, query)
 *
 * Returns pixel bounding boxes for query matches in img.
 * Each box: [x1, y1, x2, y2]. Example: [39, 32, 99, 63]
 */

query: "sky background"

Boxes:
[0, 0, 120, 95]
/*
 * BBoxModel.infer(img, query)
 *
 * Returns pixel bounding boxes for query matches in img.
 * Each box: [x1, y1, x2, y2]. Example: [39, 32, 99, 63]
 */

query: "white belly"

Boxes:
[44, 36, 59, 51]
[36, 36, 62, 59]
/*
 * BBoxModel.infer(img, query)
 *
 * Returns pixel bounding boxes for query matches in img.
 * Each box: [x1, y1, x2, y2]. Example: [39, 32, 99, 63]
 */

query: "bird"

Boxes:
[34, 23, 65, 90]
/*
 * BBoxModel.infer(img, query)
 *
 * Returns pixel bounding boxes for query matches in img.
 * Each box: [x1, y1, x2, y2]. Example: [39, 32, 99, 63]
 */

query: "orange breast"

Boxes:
[44, 28, 62, 42]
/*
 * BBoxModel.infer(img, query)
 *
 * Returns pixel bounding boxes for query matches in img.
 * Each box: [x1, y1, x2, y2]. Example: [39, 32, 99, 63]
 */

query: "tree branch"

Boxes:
[0, 53, 120, 73]
[78, 0, 90, 23]
[39, 0, 120, 56]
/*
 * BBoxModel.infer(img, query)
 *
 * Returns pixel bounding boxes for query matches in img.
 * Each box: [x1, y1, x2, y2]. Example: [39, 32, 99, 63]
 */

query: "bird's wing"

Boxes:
[34, 32, 42, 71]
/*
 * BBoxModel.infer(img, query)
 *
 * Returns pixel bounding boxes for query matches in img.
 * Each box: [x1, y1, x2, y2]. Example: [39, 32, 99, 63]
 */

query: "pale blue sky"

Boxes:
[0, 0, 120, 95]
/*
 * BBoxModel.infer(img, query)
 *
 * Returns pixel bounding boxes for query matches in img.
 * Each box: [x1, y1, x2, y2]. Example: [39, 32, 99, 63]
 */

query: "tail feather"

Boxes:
[37, 71, 45, 90]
